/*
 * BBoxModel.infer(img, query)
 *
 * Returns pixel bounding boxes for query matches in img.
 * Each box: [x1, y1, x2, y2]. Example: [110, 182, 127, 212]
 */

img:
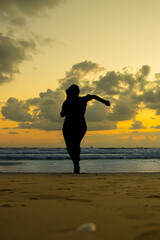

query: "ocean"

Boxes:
[0, 148, 160, 173]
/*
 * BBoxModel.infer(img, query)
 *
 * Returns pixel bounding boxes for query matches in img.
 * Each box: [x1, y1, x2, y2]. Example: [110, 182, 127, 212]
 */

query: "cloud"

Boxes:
[94, 65, 150, 96]
[86, 101, 110, 122]
[94, 70, 134, 95]
[0, 33, 36, 84]
[2, 60, 160, 131]
[129, 120, 146, 129]
[1, 60, 111, 131]
[87, 121, 117, 131]
[26, 88, 65, 122]
[92, 65, 154, 123]
[2, 97, 34, 122]
[18, 120, 62, 131]
[135, 65, 150, 91]
[59, 60, 105, 93]
[131, 79, 160, 115]
[8, 131, 18, 134]
[151, 125, 160, 129]
[0, 0, 66, 26]
[0, 32, 58, 85]
[58, 63, 160, 127]
[2, 89, 65, 131]
[0, 1, 66, 84]
[107, 97, 138, 121]
[0, 0, 65, 15]
[86, 100, 117, 130]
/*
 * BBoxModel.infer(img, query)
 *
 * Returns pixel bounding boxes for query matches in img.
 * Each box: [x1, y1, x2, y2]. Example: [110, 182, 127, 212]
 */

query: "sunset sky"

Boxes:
[1, 0, 160, 147]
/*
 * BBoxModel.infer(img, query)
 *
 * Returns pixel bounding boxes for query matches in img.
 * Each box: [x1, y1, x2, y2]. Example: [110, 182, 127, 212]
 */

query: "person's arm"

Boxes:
[86, 94, 110, 106]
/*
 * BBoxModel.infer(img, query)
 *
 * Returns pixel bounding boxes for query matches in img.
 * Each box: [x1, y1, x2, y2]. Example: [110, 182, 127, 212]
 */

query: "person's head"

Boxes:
[66, 84, 80, 98]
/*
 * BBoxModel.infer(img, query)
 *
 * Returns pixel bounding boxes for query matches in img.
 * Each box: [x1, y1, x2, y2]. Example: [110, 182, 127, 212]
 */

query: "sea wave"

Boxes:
[0, 148, 160, 160]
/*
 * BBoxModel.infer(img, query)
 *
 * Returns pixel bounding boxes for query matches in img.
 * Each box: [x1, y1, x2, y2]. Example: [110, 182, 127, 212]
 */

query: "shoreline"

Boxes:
[1, 173, 160, 240]
[1, 172, 160, 174]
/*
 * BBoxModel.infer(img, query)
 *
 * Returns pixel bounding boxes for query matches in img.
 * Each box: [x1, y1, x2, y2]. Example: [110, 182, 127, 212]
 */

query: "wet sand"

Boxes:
[0, 173, 160, 240]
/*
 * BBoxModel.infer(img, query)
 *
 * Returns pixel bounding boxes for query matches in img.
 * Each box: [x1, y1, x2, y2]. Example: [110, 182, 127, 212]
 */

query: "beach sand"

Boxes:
[0, 173, 160, 240]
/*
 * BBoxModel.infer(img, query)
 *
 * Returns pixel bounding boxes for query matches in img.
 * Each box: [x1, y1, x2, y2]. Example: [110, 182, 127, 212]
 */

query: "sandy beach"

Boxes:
[0, 173, 160, 240]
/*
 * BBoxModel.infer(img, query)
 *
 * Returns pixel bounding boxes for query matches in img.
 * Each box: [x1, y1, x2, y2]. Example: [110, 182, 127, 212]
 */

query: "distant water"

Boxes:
[0, 148, 160, 173]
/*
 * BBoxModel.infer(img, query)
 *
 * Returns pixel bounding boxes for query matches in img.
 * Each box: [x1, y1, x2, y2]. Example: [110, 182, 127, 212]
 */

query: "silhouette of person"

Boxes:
[60, 84, 110, 173]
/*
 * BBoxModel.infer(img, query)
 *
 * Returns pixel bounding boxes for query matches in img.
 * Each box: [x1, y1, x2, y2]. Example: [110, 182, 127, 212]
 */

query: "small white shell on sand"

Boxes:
[76, 223, 96, 232]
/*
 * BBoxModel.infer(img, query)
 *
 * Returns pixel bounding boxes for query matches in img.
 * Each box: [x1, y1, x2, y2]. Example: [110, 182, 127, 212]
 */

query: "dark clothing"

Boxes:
[61, 95, 92, 164]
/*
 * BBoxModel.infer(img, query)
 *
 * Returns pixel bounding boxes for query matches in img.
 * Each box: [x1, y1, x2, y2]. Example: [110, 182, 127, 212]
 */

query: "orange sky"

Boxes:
[1, 0, 160, 147]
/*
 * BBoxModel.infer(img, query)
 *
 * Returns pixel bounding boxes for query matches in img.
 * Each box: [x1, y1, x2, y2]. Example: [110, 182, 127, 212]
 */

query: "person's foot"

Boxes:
[74, 168, 80, 174]
[74, 162, 80, 174]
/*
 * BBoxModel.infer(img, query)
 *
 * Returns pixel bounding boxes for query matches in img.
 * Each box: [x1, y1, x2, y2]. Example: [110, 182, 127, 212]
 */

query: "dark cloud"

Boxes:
[129, 120, 146, 129]
[1, 61, 112, 131]
[86, 101, 110, 122]
[92, 65, 155, 123]
[0, 0, 65, 26]
[135, 65, 150, 91]
[0, 1, 66, 84]
[132, 83, 160, 115]
[2, 89, 65, 131]
[8, 131, 18, 134]
[26, 89, 65, 123]
[131, 131, 139, 134]
[94, 65, 150, 96]
[71, 61, 104, 74]
[87, 121, 117, 131]
[0, 32, 58, 85]
[107, 97, 139, 121]
[0, 33, 36, 84]
[86, 101, 117, 130]
[18, 120, 62, 131]
[151, 125, 160, 129]
[2, 61, 160, 131]
[0, 1, 65, 84]
[94, 71, 135, 95]
[0, 0, 65, 15]
[59, 60, 104, 92]
[2, 97, 34, 122]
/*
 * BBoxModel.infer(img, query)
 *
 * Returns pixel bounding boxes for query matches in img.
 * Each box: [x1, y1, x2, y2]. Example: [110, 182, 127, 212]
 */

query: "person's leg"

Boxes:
[72, 142, 80, 173]
[63, 126, 86, 173]
[73, 160, 80, 173]
[72, 129, 86, 173]
[66, 141, 80, 173]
